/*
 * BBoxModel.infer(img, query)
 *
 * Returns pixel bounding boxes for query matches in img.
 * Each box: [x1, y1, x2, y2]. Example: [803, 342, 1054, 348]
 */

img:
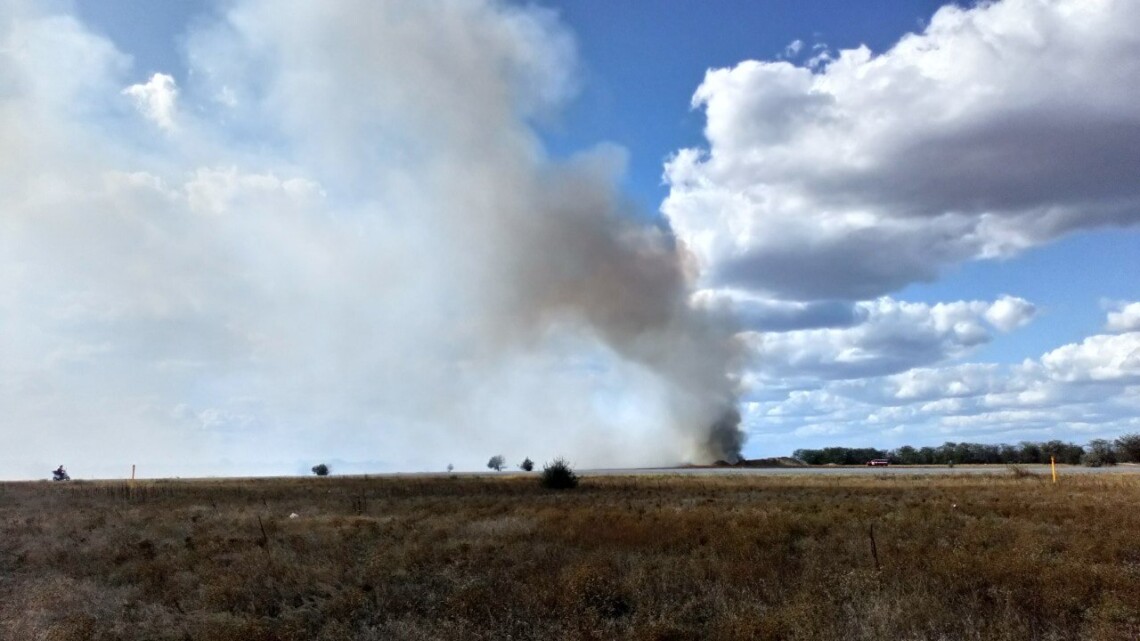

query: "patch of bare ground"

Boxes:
[1, 474, 1138, 639]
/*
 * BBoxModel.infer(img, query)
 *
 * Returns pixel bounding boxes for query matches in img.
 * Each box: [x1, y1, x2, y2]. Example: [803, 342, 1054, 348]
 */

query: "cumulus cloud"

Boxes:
[748, 306, 1140, 452]
[664, 0, 1140, 301]
[1106, 302, 1140, 333]
[836, 363, 1008, 406]
[741, 296, 1035, 381]
[1040, 332, 1140, 383]
[123, 73, 179, 130]
[983, 295, 1036, 332]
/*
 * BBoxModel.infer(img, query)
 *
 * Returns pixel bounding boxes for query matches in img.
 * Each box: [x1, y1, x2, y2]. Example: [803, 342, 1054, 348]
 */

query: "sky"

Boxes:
[3, 0, 1139, 479]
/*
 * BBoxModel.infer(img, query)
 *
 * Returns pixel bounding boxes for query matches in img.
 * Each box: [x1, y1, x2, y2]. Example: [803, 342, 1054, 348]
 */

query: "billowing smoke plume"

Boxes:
[0, 0, 742, 477]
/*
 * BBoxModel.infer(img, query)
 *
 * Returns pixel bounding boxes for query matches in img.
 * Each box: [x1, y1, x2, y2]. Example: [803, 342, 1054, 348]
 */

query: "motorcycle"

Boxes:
[52, 469, 70, 481]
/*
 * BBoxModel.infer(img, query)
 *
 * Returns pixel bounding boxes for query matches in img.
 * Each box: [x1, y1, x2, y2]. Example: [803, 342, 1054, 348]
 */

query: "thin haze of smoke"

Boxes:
[0, 0, 743, 477]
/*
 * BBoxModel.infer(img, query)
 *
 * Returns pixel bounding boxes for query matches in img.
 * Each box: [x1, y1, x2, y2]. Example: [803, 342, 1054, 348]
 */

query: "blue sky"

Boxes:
[3, 0, 1139, 478]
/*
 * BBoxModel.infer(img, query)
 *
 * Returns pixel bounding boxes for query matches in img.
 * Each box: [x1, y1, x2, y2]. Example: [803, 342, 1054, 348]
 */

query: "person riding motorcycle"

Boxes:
[52, 465, 69, 481]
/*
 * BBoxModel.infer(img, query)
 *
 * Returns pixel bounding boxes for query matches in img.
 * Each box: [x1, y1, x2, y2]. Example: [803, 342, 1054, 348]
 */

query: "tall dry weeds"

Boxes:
[1, 473, 1138, 640]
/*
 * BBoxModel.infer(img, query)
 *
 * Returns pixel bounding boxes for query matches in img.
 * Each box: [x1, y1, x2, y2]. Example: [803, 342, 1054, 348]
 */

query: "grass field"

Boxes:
[2, 471, 1139, 640]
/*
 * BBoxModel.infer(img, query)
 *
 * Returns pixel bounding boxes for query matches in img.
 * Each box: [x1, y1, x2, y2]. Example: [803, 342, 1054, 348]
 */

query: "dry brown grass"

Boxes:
[2, 473, 1139, 640]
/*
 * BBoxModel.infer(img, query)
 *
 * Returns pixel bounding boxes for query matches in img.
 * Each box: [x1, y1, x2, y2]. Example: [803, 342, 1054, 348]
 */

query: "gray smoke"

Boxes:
[198, 0, 749, 465]
[508, 161, 746, 463]
[0, 0, 744, 477]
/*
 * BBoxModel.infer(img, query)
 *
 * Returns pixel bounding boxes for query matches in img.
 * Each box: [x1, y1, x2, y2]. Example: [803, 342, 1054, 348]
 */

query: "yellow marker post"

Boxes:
[1051, 456, 1057, 484]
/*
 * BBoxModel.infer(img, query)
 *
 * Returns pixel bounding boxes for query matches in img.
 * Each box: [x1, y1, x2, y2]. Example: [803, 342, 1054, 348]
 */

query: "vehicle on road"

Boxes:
[866, 459, 890, 467]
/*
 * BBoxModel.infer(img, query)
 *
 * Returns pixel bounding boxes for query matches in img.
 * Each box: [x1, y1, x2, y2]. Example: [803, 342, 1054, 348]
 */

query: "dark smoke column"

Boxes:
[707, 408, 744, 463]
[503, 158, 747, 465]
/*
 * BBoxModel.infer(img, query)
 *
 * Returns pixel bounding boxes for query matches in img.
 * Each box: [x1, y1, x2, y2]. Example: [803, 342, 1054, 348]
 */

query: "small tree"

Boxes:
[540, 457, 578, 490]
[487, 455, 505, 472]
[1082, 439, 1118, 467]
[311, 463, 330, 476]
[1115, 433, 1140, 463]
[446, 463, 454, 473]
[520, 457, 534, 472]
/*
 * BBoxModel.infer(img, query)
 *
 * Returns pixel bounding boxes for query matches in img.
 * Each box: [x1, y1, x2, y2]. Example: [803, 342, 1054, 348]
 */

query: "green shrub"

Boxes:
[540, 458, 578, 490]
[519, 457, 534, 472]
[311, 463, 330, 476]
[1082, 439, 1117, 467]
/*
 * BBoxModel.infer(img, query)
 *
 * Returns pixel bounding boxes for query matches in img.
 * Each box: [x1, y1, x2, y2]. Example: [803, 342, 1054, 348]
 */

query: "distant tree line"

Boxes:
[794, 434, 1140, 467]
[793, 447, 891, 466]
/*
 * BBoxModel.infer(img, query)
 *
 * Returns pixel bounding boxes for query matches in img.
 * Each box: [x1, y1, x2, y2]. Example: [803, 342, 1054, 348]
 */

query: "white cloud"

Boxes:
[745, 305, 1140, 453]
[1106, 301, 1140, 333]
[743, 296, 1033, 381]
[837, 363, 1006, 405]
[983, 295, 1036, 332]
[123, 73, 179, 130]
[664, 0, 1140, 302]
[1040, 332, 1140, 383]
